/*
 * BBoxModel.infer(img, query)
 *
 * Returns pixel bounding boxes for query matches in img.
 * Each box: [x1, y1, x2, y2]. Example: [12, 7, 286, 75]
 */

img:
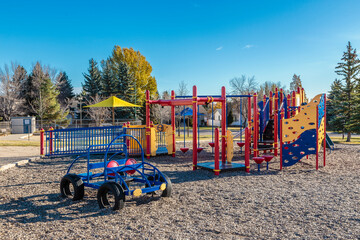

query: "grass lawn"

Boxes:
[330, 137, 360, 144]
[0, 140, 39, 147]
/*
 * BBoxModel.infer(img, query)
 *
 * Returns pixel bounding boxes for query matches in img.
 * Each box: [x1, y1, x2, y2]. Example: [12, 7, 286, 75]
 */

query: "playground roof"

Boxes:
[84, 96, 141, 108]
[176, 107, 205, 116]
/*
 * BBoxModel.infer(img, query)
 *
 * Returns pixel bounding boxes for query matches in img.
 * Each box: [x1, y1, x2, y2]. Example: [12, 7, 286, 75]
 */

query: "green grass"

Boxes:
[330, 137, 360, 145]
[0, 140, 40, 147]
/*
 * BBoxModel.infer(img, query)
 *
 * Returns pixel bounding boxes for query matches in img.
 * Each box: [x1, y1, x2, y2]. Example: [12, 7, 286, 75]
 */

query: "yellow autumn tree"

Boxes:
[111, 46, 158, 104]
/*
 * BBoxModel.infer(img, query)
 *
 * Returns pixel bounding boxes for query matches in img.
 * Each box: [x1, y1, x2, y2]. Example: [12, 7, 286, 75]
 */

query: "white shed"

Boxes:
[11, 117, 36, 134]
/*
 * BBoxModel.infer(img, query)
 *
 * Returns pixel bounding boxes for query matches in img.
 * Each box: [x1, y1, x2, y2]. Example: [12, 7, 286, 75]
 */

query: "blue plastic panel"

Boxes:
[282, 129, 317, 167]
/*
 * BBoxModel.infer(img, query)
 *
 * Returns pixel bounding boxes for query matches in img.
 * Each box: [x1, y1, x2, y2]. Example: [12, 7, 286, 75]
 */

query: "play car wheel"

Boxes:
[60, 174, 84, 201]
[146, 174, 172, 197]
[97, 182, 125, 210]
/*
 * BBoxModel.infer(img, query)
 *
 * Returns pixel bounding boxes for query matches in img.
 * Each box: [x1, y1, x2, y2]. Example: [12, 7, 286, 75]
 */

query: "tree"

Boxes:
[113, 61, 136, 119]
[12, 64, 28, 99]
[111, 46, 158, 105]
[229, 75, 258, 126]
[100, 59, 116, 97]
[23, 62, 67, 128]
[152, 90, 171, 124]
[82, 59, 102, 100]
[86, 95, 111, 126]
[176, 80, 189, 96]
[0, 63, 24, 120]
[289, 74, 308, 102]
[333, 41, 360, 141]
[230, 75, 258, 95]
[56, 71, 75, 106]
[327, 79, 346, 136]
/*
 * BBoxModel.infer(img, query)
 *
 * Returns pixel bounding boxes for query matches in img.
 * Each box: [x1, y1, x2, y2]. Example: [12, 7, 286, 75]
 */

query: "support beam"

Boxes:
[192, 86, 198, 170]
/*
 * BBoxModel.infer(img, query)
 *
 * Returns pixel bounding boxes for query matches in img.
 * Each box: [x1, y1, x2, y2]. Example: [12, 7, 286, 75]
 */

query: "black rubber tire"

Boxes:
[147, 174, 172, 197]
[97, 182, 125, 210]
[60, 174, 84, 201]
[159, 174, 172, 197]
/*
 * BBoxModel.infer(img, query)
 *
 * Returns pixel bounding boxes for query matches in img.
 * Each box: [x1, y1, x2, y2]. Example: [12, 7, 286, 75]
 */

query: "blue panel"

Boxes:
[318, 94, 325, 127]
[282, 129, 317, 167]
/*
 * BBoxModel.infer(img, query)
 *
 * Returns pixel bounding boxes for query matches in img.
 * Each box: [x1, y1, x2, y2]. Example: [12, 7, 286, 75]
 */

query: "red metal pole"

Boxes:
[253, 93, 258, 157]
[269, 90, 273, 118]
[324, 94, 326, 167]
[274, 107, 278, 157]
[40, 128, 44, 156]
[280, 88, 284, 103]
[146, 90, 151, 159]
[245, 127, 250, 173]
[214, 128, 220, 175]
[193, 85, 198, 170]
[316, 105, 319, 170]
[221, 86, 227, 163]
[287, 94, 291, 118]
[292, 91, 296, 117]
[280, 117, 283, 170]
[49, 127, 54, 154]
[247, 96, 252, 155]
[171, 90, 176, 157]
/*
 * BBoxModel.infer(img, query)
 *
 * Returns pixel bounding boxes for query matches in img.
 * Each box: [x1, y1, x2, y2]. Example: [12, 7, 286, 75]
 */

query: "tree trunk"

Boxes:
[346, 132, 351, 142]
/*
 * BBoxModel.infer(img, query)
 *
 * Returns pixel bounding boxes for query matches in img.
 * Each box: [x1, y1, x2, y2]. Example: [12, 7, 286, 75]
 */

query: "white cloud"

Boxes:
[216, 46, 223, 51]
[244, 44, 254, 49]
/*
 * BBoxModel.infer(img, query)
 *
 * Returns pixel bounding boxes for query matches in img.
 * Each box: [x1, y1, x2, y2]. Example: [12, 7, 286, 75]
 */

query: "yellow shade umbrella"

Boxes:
[84, 96, 141, 125]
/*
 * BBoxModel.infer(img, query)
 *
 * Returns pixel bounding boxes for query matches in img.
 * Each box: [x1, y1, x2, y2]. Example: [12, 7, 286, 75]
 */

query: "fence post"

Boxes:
[40, 128, 44, 156]
[49, 127, 54, 154]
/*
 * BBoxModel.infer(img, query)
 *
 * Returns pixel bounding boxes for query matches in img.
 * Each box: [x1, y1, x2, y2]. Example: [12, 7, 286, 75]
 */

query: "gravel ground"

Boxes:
[0, 143, 359, 240]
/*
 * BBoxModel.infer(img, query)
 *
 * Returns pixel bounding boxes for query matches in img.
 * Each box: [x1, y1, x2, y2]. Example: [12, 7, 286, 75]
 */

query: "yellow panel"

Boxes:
[226, 130, 234, 163]
[165, 126, 173, 155]
[318, 117, 325, 150]
[150, 128, 157, 156]
[282, 94, 322, 142]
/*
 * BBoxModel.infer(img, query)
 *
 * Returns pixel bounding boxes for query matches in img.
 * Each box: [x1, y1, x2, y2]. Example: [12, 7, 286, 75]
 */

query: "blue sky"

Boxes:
[1, 0, 360, 98]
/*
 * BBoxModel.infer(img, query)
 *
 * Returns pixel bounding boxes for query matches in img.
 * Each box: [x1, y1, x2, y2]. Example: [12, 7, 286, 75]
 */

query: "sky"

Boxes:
[1, 0, 360, 99]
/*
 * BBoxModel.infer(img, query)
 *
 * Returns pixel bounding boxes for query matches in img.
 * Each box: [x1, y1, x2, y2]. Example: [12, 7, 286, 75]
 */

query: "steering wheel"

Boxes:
[156, 124, 164, 132]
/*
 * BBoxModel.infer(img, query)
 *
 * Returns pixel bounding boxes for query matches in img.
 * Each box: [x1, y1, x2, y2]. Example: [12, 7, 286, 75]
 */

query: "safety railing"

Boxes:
[43, 126, 125, 157]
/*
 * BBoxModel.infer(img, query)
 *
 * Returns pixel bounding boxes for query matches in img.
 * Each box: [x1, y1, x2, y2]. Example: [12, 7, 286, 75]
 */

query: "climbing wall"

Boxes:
[281, 94, 325, 167]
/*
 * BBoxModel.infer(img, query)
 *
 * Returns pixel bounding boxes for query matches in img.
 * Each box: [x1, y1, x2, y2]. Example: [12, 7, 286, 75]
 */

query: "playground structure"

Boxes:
[60, 133, 172, 210]
[41, 85, 332, 176]
[146, 85, 330, 175]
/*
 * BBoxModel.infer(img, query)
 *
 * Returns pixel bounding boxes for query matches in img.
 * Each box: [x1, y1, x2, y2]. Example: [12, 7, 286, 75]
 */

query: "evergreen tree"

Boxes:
[114, 61, 135, 119]
[12, 65, 28, 99]
[289, 74, 308, 102]
[333, 41, 360, 141]
[22, 62, 44, 115]
[327, 79, 346, 134]
[82, 59, 102, 100]
[56, 71, 75, 106]
[24, 63, 68, 127]
[100, 59, 116, 97]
